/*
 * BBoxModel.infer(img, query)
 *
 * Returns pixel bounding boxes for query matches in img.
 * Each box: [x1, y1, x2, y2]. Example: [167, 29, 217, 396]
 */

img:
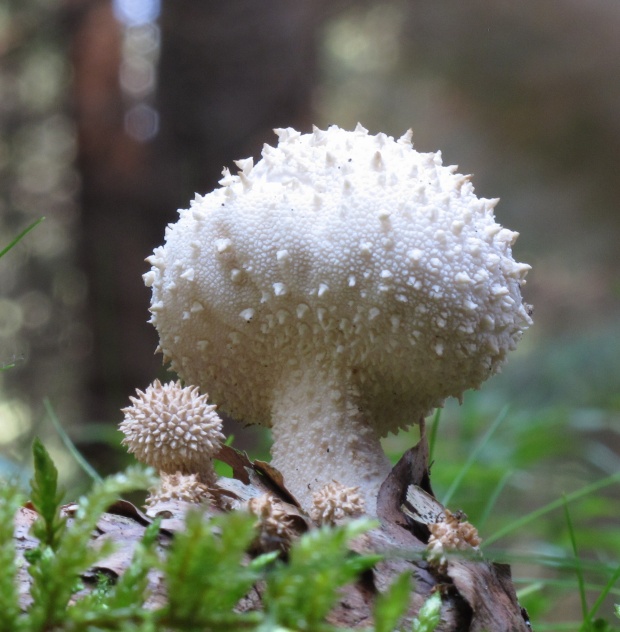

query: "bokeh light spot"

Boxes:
[124, 103, 159, 142]
[113, 0, 160, 27]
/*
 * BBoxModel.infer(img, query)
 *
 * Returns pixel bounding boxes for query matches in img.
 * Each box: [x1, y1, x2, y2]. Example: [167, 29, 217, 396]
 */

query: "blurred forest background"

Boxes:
[1, 0, 620, 626]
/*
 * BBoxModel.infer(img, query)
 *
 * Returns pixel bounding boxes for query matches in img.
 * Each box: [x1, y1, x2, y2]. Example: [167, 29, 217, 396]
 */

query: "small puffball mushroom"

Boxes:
[310, 481, 365, 526]
[120, 379, 225, 485]
[146, 471, 213, 508]
[145, 124, 532, 514]
[247, 493, 297, 550]
[426, 510, 482, 567]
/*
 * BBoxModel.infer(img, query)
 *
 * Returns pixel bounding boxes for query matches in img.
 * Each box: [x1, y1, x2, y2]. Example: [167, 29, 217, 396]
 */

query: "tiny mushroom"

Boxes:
[426, 510, 482, 567]
[310, 481, 365, 526]
[146, 471, 213, 508]
[247, 493, 298, 551]
[145, 124, 532, 514]
[120, 379, 225, 485]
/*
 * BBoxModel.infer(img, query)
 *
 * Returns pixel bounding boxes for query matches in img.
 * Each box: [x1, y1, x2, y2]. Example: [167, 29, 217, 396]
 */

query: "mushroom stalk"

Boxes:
[269, 362, 391, 515]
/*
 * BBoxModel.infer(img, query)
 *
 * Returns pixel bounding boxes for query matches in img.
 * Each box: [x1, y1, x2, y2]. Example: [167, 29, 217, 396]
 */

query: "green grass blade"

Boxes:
[477, 469, 513, 531]
[484, 471, 620, 547]
[44, 398, 102, 483]
[515, 580, 544, 601]
[487, 550, 618, 576]
[442, 405, 509, 507]
[584, 564, 620, 626]
[514, 576, 620, 598]
[428, 409, 441, 462]
[0, 217, 45, 259]
[533, 623, 583, 631]
[562, 498, 588, 629]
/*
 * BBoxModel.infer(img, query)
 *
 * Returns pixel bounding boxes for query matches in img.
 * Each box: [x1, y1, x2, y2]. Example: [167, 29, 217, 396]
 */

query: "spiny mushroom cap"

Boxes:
[145, 124, 532, 435]
[120, 379, 225, 478]
[310, 481, 365, 525]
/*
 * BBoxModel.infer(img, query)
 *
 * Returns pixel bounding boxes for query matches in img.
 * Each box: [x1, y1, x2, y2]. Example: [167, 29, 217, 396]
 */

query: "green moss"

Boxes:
[1, 439, 441, 631]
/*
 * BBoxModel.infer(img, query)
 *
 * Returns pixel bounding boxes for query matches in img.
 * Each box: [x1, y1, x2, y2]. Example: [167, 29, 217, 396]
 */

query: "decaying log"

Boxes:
[13, 436, 532, 630]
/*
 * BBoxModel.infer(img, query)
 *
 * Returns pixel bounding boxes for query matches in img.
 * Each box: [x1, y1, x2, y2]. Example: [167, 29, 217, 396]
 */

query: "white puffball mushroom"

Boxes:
[145, 124, 532, 514]
[120, 379, 225, 485]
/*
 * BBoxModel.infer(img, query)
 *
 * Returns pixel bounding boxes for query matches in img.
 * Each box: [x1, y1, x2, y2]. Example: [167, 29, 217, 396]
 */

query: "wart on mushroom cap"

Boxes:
[145, 124, 532, 514]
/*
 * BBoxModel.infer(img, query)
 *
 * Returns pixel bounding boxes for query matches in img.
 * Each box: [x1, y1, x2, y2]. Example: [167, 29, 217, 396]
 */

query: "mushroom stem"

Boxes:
[269, 363, 392, 515]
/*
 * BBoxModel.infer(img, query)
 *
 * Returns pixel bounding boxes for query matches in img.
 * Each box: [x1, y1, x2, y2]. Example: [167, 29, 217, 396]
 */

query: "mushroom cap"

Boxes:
[120, 379, 225, 478]
[145, 124, 532, 435]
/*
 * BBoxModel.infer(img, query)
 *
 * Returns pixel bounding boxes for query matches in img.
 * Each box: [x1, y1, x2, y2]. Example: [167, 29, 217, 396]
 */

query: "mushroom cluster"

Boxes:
[144, 124, 532, 513]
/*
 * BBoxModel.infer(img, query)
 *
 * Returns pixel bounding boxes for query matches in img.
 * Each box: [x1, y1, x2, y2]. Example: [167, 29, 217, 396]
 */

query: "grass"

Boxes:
[400, 388, 620, 631]
[0, 217, 45, 260]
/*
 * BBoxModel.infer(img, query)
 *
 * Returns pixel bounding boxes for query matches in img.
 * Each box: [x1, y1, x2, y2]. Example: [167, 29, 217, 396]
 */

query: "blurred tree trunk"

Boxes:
[71, 0, 158, 435]
[70, 1, 326, 457]
[155, 0, 322, 199]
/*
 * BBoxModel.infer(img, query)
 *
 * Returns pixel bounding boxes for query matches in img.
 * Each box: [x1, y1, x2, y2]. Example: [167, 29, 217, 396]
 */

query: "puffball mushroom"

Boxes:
[426, 510, 482, 567]
[247, 493, 298, 551]
[145, 124, 532, 515]
[310, 482, 365, 526]
[120, 380, 225, 485]
[146, 472, 213, 508]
